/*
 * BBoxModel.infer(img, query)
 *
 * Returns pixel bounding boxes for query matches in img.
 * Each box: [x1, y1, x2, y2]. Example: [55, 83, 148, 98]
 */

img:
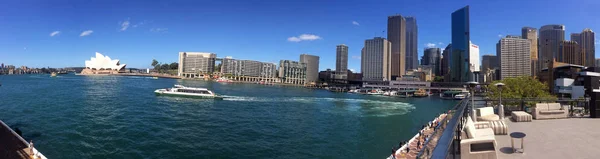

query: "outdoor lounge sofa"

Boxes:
[461, 117, 498, 159]
[477, 107, 500, 121]
[532, 103, 568, 119]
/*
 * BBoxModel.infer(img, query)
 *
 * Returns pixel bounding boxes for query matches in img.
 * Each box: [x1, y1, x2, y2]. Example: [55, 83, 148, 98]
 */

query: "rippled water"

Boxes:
[0, 74, 457, 159]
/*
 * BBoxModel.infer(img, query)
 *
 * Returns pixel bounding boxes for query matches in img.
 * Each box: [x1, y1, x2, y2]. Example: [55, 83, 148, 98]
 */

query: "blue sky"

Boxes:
[1, 0, 599, 71]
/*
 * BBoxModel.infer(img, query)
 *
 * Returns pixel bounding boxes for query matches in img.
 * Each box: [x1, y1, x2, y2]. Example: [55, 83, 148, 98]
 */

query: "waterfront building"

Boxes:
[221, 58, 277, 83]
[497, 35, 531, 79]
[421, 48, 441, 75]
[469, 42, 480, 75]
[405, 16, 418, 71]
[538, 59, 585, 95]
[571, 29, 595, 67]
[387, 14, 406, 78]
[522, 27, 539, 76]
[441, 44, 452, 82]
[481, 55, 499, 82]
[300, 54, 320, 85]
[80, 52, 127, 75]
[558, 41, 585, 66]
[450, 6, 471, 82]
[361, 37, 392, 81]
[178, 52, 216, 78]
[596, 59, 600, 67]
[539, 25, 565, 69]
[336, 44, 349, 80]
[278, 60, 307, 85]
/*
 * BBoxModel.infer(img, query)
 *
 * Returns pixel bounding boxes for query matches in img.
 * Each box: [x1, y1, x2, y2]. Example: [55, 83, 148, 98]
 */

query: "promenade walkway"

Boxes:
[388, 113, 448, 159]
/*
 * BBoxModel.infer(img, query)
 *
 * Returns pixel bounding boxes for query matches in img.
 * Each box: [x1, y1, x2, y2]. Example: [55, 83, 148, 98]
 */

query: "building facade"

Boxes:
[300, 54, 320, 85]
[361, 37, 392, 81]
[470, 42, 480, 73]
[596, 59, 600, 67]
[441, 44, 452, 81]
[279, 60, 307, 85]
[178, 52, 216, 78]
[221, 58, 278, 82]
[497, 35, 531, 79]
[522, 27, 538, 76]
[450, 6, 471, 82]
[481, 55, 499, 82]
[572, 29, 595, 67]
[421, 48, 441, 75]
[387, 15, 406, 79]
[558, 41, 585, 66]
[539, 25, 565, 70]
[405, 16, 418, 71]
[336, 44, 349, 80]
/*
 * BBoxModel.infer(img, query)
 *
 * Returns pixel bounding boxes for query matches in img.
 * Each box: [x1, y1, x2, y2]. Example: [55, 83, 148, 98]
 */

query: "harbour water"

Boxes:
[0, 74, 457, 158]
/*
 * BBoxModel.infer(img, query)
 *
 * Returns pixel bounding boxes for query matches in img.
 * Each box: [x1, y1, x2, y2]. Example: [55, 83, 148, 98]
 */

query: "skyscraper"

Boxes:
[558, 41, 584, 66]
[441, 44, 452, 79]
[450, 6, 470, 82]
[596, 59, 600, 67]
[336, 44, 348, 79]
[421, 48, 441, 75]
[539, 25, 565, 69]
[387, 15, 406, 79]
[572, 29, 595, 67]
[497, 35, 531, 79]
[361, 37, 391, 81]
[405, 17, 418, 71]
[522, 27, 538, 76]
[481, 55, 499, 82]
[299, 54, 320, 84]
[470, 42, 480, 73]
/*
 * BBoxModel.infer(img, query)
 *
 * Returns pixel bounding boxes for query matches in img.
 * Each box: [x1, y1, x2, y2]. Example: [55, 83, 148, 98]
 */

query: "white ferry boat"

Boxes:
[454, 94, 467, 100]
[155, 85, 223, 99]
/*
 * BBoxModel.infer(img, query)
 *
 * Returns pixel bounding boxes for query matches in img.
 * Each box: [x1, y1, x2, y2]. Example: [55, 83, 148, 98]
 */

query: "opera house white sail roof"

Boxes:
[84, 52, 126, 71]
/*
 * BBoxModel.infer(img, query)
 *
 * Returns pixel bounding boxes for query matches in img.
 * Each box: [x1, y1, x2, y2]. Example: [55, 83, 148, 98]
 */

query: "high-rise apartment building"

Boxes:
[497, 35, 531, 79]
[221, 58, 277, 79]
[539, 25, 565, 69]
[405, 17, 418, 71]
[470, 42, 480, 73]
[522, 27, 538, 76]
[572, 29, 595, 67]
[450, 6, 471, 82]
[558, 41, 585, 66]
[336, 44, 349, 79]
[279, 60, 307, 85]
[387, 15, 406, 79]
[178, 52, 216, 78]
[300, 54, 320, 84]
[421, 48, 441, 75]
[596, 59, 600, 67]
[361, 37, 392, 81]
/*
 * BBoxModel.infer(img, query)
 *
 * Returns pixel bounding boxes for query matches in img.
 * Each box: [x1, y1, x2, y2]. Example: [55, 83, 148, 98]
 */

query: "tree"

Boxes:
[151, 59, 159, 67]
[160, 64, 169, 72]
[434, 76, 444, 82]
[169, 62, 178, 70]
[486, 76, 556, 108]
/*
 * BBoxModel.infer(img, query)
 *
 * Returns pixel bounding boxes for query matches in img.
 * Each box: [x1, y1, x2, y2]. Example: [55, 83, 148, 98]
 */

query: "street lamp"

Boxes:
[467, 81, 479, 121]
[495, 83, 506, 120]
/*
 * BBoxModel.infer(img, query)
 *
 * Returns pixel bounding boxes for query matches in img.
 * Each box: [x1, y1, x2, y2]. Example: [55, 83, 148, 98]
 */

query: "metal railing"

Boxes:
[418, 98, 470, 159]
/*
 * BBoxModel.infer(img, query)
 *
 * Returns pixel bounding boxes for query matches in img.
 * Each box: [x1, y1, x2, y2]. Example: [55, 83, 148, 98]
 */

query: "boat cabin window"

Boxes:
[177, 89, 211, 94]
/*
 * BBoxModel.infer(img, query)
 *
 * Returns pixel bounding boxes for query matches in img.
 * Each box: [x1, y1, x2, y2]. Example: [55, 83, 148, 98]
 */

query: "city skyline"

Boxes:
[1, 0, 599, 72]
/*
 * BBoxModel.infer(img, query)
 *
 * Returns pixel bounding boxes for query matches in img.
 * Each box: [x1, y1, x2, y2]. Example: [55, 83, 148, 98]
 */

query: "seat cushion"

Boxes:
[465, 117, 477, 139]
[475, 128, 495, 138]
[536, 103, 549, 111]
[478, 114, 500, 121]
[477, 107, 495, 117]
[548, 103, 562, 110]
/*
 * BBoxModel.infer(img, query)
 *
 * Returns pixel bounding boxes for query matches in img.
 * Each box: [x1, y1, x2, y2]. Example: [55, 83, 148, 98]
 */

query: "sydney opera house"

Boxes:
[80, 52, 126, 75]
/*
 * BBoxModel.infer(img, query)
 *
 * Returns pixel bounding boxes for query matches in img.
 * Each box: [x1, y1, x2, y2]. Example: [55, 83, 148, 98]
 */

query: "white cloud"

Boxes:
[350, 69, 356, 72]
[438, 42, 444, 45]
[80, 30, 93, 37]
[287, 34, 322, 42]
[351, 55, 361, 60]
[120, 19, 130, 31]
[425, 43, 436, 48]
[150, 28, 168, 33]
[352, 21, 360, 26]
[49, 31, 60, 37]
[498, 34, 503, 38]
[132, 20, 148, 28]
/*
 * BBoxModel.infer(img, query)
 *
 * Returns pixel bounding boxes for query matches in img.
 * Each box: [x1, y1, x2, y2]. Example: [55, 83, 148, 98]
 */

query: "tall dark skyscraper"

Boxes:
[441, 44, 452, 79]
[539, 25, 565, 69]
[450, 6, 470, 82]
[387, 15, 406, 79]
[405, 17, 418, 71]
[336, 44, 348, 79]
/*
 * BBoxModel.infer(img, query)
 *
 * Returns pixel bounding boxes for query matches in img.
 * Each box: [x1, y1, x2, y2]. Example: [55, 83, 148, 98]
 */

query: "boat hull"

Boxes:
[155, 91, 223, 100]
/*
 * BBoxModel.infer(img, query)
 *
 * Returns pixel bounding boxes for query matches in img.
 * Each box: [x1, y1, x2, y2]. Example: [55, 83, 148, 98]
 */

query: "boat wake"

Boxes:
[221, 96, 415, 117]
